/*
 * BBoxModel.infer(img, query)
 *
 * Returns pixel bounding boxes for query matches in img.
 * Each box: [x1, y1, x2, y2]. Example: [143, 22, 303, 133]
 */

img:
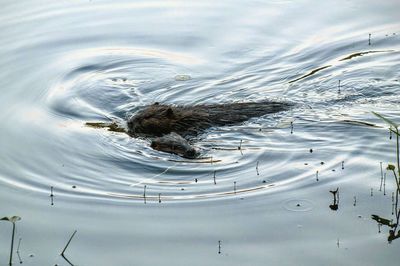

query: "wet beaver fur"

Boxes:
[128, 101, 292, 158]
[150, 132, 199, 158]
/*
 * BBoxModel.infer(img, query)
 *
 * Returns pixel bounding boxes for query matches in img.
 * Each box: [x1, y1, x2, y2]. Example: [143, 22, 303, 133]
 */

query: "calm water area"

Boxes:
[1, 0, 400, 265]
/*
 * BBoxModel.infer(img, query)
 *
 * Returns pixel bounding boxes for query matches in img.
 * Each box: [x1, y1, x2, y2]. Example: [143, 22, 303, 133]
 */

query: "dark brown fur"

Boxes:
[127, 101, 291, 158]
[150, 132, 199, 158]
[128, 101, 292, 138]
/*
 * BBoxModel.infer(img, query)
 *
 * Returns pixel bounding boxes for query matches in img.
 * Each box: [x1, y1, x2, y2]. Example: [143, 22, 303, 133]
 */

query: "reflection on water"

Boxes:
[289, 49, 395, 84]
[289, 65, 332, 83]
[339, 50, 394, 61]
[371, 176, 400, 242]
[60, 230, 77, 266]
[329, 187, 339, 211]
[371, 118, 400, 243]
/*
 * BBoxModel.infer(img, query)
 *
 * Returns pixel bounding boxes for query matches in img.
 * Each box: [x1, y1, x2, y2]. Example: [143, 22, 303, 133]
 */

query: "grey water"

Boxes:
[0, 0, 400, 265]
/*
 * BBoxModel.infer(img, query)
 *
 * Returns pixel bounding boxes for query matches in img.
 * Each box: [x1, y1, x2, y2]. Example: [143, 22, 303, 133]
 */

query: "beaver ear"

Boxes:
[166, 107, 174, 118]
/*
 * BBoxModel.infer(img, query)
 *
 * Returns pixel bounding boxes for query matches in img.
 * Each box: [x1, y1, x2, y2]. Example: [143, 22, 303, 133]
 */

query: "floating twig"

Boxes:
[50, 186, 54, 206]
[383, 173, 386, 195]
[256, 161, 259, 176]
[380, 162, 383, 191]
[392, 192, 395, 215]
[17, 237, 21, 252]
[61, 230, 77, 256]
[16, 238, 22, 264]
[144, 185, 147, 204]
[238, 140, 242, 150]
[61, 230, 77, 266]
[168, 158, 221, 164]
[238, 140, 243, 155]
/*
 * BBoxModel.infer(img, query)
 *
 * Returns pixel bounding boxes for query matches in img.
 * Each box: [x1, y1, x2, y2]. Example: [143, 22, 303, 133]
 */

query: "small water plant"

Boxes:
[372, 112, 400, 242]
[372, 112, 400, 187]
[1, 216, 21, 265]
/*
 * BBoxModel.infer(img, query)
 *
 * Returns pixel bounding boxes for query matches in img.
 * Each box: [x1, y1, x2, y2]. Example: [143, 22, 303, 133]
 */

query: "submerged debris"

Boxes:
[174, 74, 191, 81]
[85, 121, 126, 133]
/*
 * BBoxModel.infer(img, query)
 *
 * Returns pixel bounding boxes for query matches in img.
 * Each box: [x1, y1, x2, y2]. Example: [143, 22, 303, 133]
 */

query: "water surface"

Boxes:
[1, 0, 400, 265]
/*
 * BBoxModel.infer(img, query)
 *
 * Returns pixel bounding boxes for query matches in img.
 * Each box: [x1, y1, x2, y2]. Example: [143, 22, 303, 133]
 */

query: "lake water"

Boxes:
[1, 0, 400, 265]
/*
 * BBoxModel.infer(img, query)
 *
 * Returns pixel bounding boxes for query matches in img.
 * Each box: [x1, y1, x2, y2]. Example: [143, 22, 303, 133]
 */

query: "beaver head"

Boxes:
[150, 132, 199, 159]
[127, 103, 177, 137]
[128, 103, 206, 138]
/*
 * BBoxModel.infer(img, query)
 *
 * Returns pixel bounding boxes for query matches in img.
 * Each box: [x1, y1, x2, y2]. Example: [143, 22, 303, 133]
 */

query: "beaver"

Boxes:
[127, 101, 292, 158]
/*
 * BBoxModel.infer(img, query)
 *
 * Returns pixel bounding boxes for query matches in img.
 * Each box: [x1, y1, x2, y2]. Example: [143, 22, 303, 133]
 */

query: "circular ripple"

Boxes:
[39, 46, 304, 203]
[4, 45, 379, 204]
[283, 199, 314, 212]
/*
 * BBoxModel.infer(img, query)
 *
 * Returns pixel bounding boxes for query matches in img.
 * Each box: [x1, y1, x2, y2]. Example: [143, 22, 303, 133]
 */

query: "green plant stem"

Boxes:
[396, 128, 399, 178]
[9, 222, 15, 266]
[391, 169, 400, 193]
